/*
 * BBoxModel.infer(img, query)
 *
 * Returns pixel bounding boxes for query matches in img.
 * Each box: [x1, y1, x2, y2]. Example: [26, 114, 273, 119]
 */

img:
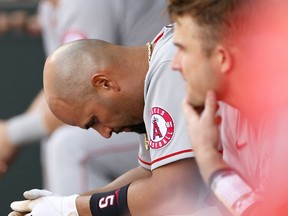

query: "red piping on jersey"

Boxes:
[152, 31, 164, 44]
[138, 157, 151, 166]
[138, 149, 193, 166]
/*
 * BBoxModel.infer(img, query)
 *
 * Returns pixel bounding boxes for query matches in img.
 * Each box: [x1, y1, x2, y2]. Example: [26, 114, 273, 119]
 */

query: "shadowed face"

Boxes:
[47, 91, 146, 138]
[172, 15, 223, 108]
[44, 55, 146, 138]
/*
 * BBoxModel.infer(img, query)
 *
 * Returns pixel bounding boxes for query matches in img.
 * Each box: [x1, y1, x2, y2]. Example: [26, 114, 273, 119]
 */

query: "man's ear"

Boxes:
[214, 45, 233, 74]
[91, 74, 120, 91]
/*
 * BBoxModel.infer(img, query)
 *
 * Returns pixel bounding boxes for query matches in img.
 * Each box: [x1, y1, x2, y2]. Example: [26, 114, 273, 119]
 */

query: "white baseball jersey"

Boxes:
[219, 102, 288, 211]
[38, 0, 169, 55]
[138, 25, 195, 170]
[219, 103, 270, 190]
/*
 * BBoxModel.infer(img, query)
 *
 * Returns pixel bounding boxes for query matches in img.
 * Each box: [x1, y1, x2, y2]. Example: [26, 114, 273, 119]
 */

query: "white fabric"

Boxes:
[138, 25, 194, 171]
[38, 0, 170, 55]
[23, 189, 53, 200]
[211, 171, 254, 215]
[219, 103, 270, 190]
[42, 126, 139, 195]
[10, 194, 79, 216]
[6, 112, 48, 145]
[216, 101, 288, 214]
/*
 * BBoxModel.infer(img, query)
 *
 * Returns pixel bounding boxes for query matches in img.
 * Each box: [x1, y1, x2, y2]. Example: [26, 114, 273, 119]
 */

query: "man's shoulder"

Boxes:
[150, 25, 175, 69]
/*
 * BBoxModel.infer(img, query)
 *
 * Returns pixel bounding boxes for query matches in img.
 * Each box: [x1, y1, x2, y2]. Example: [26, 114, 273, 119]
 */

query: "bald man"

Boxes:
[9, 25, 210, 216]
[0, 0, 169, 195]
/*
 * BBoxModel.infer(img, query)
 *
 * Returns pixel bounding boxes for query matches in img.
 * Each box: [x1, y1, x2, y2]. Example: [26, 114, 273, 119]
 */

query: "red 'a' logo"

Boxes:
[149, 107, 175, 149]
[152, 117, 163, 140]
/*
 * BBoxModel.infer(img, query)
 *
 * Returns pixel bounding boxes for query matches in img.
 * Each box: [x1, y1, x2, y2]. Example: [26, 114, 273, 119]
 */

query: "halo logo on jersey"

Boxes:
[61, 30, 87, 44]
[149, 107, 174, 149]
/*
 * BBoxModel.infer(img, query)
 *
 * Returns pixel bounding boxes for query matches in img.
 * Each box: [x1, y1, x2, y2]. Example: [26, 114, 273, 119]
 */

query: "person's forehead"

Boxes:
[173, 19, 188, 43]
[174, 16, 201, 39]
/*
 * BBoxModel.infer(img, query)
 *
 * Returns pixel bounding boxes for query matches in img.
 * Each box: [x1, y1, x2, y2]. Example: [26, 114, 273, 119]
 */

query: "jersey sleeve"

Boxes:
[137, 134, 152, 170]
[143, 61, 195, 170]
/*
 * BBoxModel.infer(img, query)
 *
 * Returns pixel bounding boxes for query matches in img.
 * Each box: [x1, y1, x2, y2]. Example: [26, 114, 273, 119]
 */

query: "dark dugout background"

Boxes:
[0, 1, 44, 214]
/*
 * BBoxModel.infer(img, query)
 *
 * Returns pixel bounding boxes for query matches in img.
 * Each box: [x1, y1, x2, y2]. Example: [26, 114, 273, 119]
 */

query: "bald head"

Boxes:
[44, 39, 117, 105]
[43, 39, 148, 125]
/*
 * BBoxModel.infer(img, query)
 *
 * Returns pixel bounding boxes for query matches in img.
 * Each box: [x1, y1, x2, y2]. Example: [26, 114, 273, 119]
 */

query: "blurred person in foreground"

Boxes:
[169, 0, 288, 215]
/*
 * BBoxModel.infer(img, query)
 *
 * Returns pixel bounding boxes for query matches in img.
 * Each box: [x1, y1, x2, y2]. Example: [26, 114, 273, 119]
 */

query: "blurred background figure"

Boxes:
[0, 1, 44, 215]
[0, 11, 10, 34]
[0, 0, 169, 214]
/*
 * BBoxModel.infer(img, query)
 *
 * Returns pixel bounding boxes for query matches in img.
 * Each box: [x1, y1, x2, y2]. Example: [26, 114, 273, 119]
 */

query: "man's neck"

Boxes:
[127, 46, 149, 77]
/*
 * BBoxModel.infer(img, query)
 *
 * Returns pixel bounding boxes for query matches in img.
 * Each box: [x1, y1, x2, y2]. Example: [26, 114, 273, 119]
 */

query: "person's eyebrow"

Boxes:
[173, 41, 185, 50]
